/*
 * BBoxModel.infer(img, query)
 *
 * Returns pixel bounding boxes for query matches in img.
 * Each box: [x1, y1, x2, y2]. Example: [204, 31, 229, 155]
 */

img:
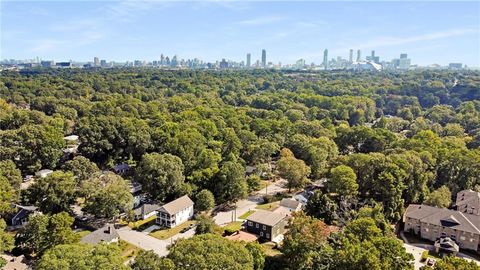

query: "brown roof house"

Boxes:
[156, 195, 194, 228]
[80, 224, 119, 245]
[455, 190, 480, 216]
[403, 204, 480, 252]
[245, 210, 288, 243]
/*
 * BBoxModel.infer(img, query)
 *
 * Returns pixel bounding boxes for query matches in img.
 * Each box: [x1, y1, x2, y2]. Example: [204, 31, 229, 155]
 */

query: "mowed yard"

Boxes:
[149, 220, 196, 240]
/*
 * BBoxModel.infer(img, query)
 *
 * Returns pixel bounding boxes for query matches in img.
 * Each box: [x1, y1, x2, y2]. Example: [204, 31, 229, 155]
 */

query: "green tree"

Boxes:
[17, 212, 79, 255]
[305, 191, 339, 225]
[327, 165, 358, 197]
[135, 153, 186, 201]
[195, 189, 215, 212]
[195, 214, 218, 235]
[276, 148, 311, 191]
[81, 172, 133, 218]
[62, 156, 100, 183]
[131, 250, 175, 270]
[214, 161, 248, 204]
[245, 242, 265, 270]
[246, 175, 262, 193]
[0, 175, 15, 214]
[37, 243, 128, 270]
[281, 212, 334, 270]
[0, 219, 14, 254]
[0, 160, 22, 188]
[431, 256, 480, 270]
[424, 186, 452, 208]
[25, 171, 77, 214]
[168, 234, 254, 270]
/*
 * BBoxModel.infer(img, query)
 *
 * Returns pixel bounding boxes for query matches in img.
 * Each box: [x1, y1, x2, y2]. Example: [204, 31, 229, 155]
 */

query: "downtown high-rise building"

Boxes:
[349, 49, 353, 63]
[94, 57, 99, 66]
[246, 53, 251, 68]
[357, 49, 361, 62]
[323, 49, 328, 70]
[261, 49, 266, 67]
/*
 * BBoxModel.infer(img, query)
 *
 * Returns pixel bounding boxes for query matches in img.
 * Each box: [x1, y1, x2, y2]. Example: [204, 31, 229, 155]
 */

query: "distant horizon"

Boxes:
[2, 1, 479, 66]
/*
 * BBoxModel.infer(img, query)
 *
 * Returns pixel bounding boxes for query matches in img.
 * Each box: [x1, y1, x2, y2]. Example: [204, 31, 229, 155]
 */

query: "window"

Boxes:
[263, 225, 266, 230]
[460, 236, 465, 241]
[260, 232, 263, 237]
[248, 221, 253, 226]
[266, 233, 270, 238]
[256, 223, 259, 228]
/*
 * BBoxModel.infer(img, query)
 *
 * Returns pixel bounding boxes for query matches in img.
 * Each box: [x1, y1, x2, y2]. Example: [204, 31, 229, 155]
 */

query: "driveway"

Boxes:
[117, 226, 195, 257]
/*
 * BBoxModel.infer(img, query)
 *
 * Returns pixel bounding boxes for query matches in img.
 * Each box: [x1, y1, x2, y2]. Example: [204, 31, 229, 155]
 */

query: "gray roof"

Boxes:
[134, 204, 160, 217]
[404, 204, 480, 235]
[247, 210, 287, 227]
[158, 195, 194, 215]
[245, 166, 256, 174]
[279, 198, 301, 209]
[80, 224, 119, 244]
[456, 190, 480, 208]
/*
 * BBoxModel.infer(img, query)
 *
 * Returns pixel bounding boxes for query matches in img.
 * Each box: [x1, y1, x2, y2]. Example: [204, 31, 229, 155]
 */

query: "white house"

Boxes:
[156, 195, 194, 228]
[134, 203, 160, 220]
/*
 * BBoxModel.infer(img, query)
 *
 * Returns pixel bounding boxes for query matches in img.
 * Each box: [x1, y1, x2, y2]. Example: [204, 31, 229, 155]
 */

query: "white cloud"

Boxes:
[237, 15, 285, 26]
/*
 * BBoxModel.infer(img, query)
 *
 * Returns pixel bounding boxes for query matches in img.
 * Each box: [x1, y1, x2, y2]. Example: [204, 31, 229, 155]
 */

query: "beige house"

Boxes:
[455, 190, 480, 216]
[403, 204, 480, 252]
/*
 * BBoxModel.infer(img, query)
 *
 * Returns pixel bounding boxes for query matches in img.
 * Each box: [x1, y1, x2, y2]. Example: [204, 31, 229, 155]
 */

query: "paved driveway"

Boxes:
[117, 226, 195, 257]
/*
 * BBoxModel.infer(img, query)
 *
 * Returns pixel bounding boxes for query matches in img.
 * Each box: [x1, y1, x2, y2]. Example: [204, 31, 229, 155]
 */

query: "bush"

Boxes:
[247, 175, 262, 192]
[263, 195, 274, 203]
[421, 250, 428, 262]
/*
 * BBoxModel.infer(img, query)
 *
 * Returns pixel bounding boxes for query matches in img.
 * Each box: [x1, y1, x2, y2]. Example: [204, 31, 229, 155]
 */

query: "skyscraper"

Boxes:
[357, 50, 361, 62]
[246, 53, 251, 68]
[94, 57, 99, 66]
[261, 49, 266, 67]
[371, 50, 375, 59]
[323, 49, 328, 70]
[349, 49, 353, 63]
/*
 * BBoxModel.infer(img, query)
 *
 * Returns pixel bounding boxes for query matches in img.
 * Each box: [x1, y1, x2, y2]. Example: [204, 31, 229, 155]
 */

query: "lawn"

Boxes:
[75, 230, 92, 238]
[255, 201, 279, 211]
[149, 220, 195, 240]
[239, 210, 255, 219]
[117, 240, 140, 261]
[223, 221, 243, 234]
[262, 242, 282, 256]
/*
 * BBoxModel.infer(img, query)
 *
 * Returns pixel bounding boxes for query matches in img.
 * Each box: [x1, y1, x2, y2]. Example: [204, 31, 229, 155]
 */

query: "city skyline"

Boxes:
[2, 1, 479, 66]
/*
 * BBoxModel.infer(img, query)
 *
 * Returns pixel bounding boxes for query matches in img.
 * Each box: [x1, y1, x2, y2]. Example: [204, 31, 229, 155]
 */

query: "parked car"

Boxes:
[180, 223, 195, 233]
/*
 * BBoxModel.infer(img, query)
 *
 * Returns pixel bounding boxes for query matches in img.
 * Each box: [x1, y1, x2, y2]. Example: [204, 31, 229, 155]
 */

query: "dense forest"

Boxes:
[0, 68, 479, 269]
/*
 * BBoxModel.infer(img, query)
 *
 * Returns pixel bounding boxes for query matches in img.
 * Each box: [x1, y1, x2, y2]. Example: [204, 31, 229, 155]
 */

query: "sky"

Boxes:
[1, 1, 479, 66]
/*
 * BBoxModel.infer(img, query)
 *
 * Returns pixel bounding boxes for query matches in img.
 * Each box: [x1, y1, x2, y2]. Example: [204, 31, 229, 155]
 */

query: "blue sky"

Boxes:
[2, 1, 479, 66]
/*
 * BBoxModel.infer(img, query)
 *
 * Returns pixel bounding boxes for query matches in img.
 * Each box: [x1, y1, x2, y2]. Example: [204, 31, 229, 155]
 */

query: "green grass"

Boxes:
[223, 221, 243, 234]
[117, 240, 140, 260]
[262, 242, 282, 256]
[149, 220, 195, 240]
[239, 210, 255, 219]
[255, 201, 279, 211]
[75, 230, 92, 238]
